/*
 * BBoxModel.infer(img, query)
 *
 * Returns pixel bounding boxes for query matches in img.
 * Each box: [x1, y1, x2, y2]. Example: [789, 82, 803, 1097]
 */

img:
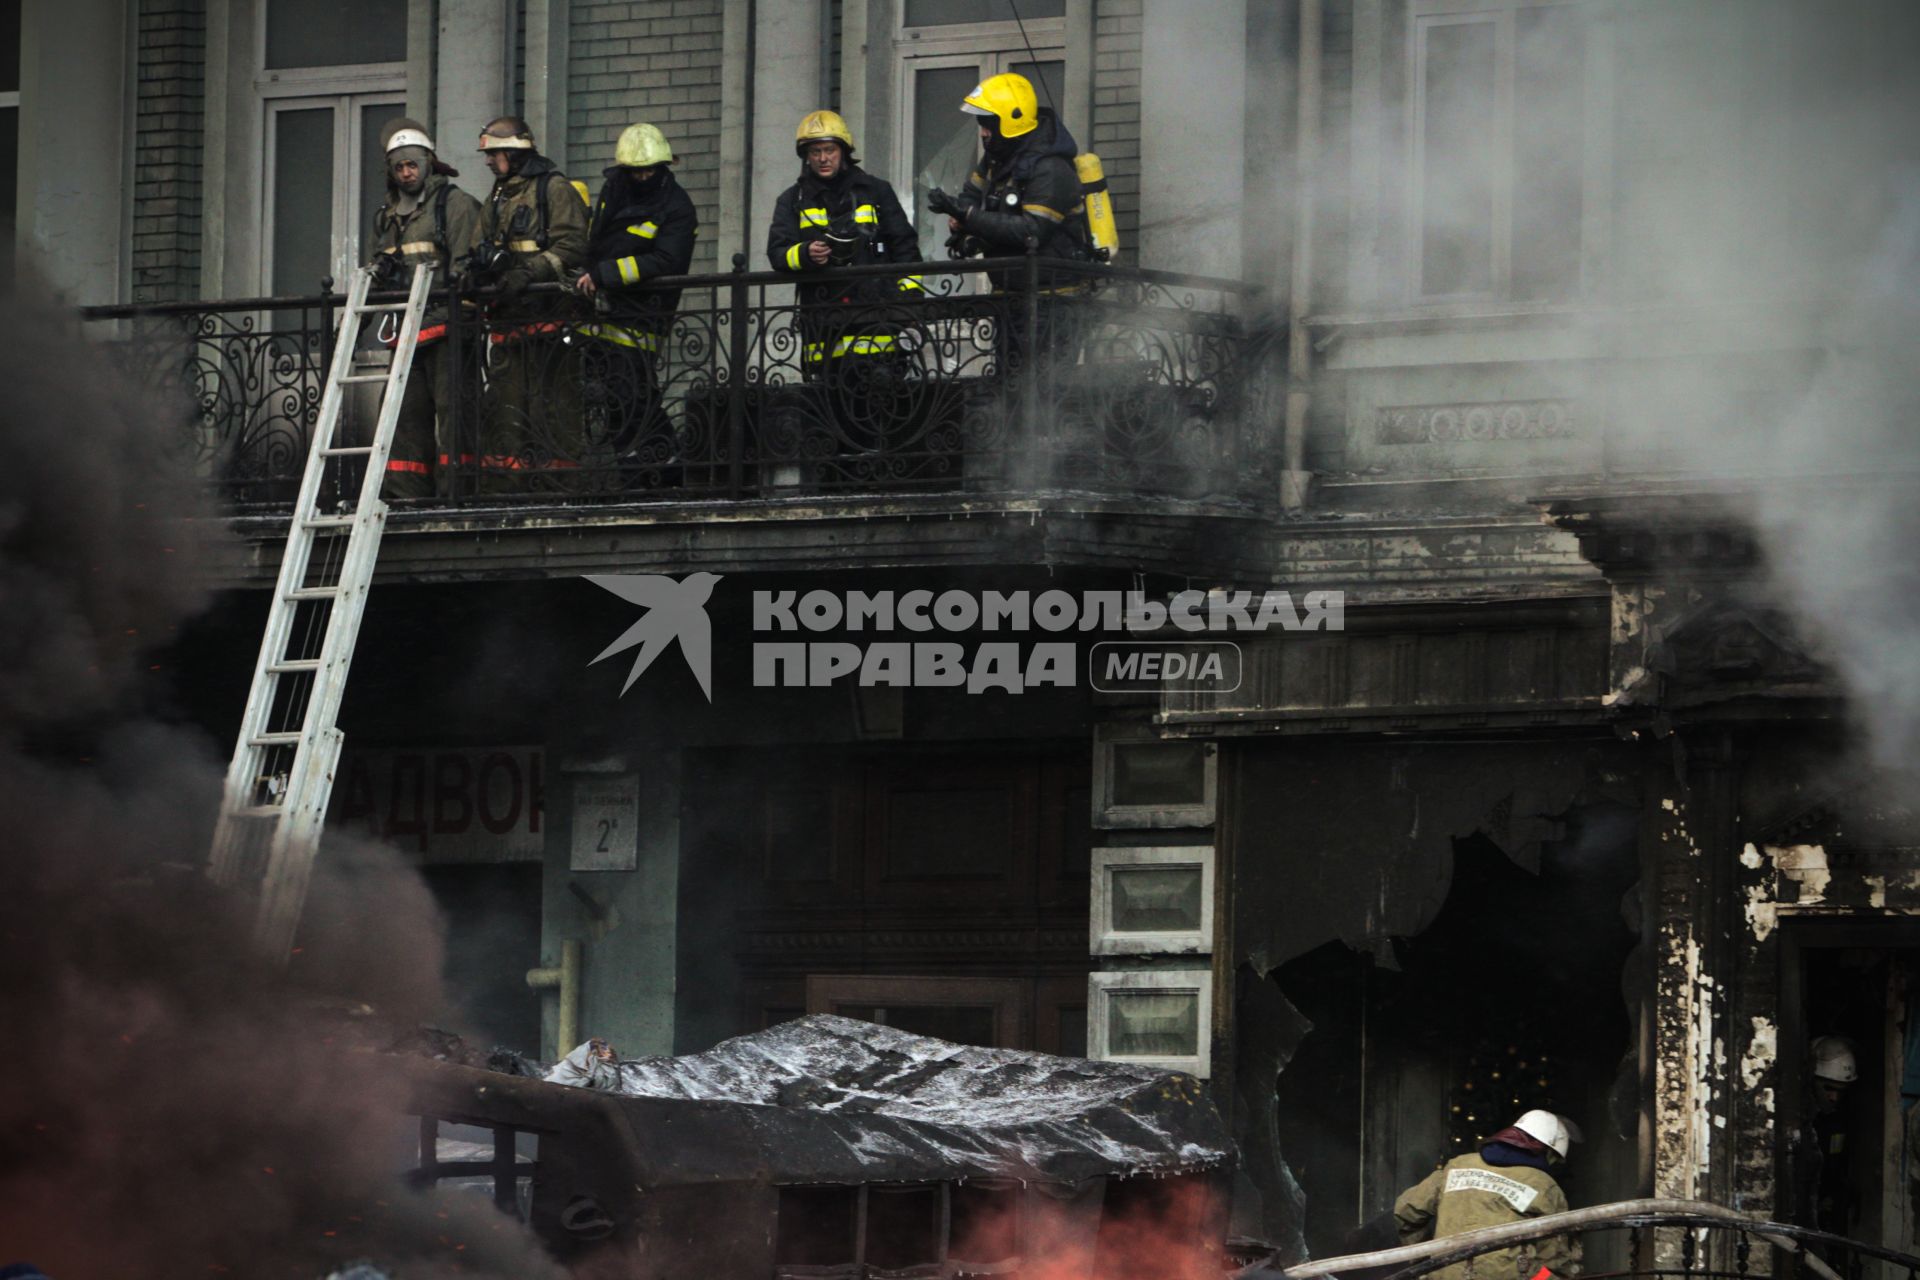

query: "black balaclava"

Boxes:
[981, 117, 1020, 164]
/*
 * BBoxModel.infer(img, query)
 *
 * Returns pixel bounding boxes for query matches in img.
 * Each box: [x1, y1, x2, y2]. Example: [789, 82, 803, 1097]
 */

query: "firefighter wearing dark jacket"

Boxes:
[472, 116, 590, 490]
[366, 118, 481, 499]
[574, 123, 697, 486]
[768, 110, 923, 383]
[928, 73, 1091, 374]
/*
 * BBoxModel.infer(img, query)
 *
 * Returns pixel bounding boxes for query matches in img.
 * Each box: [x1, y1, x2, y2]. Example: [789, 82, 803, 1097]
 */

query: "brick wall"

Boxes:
[1092, 0, 1142, 267]
[568, 0, 726, 272]
[132, 0, 206, 303]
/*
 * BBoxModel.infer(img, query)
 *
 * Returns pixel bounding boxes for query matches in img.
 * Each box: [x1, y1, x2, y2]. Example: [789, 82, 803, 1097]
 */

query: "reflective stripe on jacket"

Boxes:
[479, 154, 589, 284]
[767, 165, 923, 307]
[768, 165, 923, 359]
[955, 108, 1092, 290]
[368, 174, 482, 322]
[584, 164, 698, 334]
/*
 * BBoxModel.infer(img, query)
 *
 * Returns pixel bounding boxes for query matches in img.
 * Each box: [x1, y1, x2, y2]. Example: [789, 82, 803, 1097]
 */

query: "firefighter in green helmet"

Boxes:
[365, 117, 481, 500]
[573, 123, 698, 488]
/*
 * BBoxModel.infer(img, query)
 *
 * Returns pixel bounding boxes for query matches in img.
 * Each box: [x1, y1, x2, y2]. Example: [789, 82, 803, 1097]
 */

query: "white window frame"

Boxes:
[1091, 846, 1216, 957]
[1091, 722, 1217, 830]
[1088, 968, 1213, 1078]
[1405, 0, 1600, 306]
[260, 89, 405, 294]
[253, 7, 406, 295]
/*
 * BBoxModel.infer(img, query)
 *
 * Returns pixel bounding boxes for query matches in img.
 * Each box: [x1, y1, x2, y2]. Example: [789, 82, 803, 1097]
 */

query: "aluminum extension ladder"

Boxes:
[207, 262, 432, 961]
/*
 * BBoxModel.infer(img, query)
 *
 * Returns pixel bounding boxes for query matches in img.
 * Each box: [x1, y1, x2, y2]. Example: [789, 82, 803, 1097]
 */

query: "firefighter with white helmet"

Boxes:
[1795, 1035, 1859, 1234]
[473, 115, 588, 299]
[1394, 1109, 1584, 1280]
[365, 118, 481, 499]
[471, 115, 590, 490]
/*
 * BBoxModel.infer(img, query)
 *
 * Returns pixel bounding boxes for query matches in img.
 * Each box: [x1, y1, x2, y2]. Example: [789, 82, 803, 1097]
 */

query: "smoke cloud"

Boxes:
[0, 279, 560, 1277]
[1297, 0, 1920, 772]
[1591, 3, 1920, 775]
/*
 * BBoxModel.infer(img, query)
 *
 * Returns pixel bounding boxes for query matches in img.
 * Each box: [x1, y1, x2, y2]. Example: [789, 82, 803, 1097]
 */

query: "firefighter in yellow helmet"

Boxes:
[365, 118, 481, 499]
[766, 110, 928, 475]
[470, 115, 590, 490]
[572, 123, 698, 488]
[926, 73, 1092, 375]
[768, 111, 923, 366]
[929, 73, 1091, 270]
[1393, 1110, 1584, 1280]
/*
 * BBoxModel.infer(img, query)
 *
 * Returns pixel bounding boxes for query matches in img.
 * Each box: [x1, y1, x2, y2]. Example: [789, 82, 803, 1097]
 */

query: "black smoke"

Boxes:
[0, 280, 561, 1276]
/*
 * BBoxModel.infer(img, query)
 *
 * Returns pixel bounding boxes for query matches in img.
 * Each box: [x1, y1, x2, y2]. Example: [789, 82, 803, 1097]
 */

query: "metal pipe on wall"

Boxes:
[1281, 0, 1321, 511]
[527, 937, 582, 1056]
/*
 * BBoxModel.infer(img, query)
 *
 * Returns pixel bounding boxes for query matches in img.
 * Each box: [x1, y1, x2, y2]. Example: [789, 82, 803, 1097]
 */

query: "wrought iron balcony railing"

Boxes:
[81, 253, 1276, 513]
[1257, 1199, 1919, 1280]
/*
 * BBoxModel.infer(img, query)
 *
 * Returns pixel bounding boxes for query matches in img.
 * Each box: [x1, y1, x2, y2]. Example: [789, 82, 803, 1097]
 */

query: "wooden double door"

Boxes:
[684, 744, 1092, 1056]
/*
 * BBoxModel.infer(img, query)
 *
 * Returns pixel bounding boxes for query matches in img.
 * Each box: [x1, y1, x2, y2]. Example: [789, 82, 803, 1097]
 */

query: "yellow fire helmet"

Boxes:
[795, 109, 856, 158]
[961, 73, 1039, 138]
[615, 122, 675, 168]
[478, 115, 536, 152]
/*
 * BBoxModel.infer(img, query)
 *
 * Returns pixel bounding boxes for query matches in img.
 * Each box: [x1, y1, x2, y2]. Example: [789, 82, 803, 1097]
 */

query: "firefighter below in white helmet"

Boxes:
[1795, 1035, 1859, 1234]
[1394, 1109, 1584, 1280]
[365, 118, 481, 500]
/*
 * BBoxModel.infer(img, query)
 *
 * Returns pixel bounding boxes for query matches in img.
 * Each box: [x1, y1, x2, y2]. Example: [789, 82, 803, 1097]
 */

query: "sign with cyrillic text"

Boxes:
[570, 775, 640, 872]
[330, 747, 545, 864]
[1443, 1167, 1540, 1213]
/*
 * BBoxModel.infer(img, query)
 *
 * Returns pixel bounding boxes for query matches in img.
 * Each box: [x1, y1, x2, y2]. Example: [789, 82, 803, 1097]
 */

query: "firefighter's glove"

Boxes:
[926, 187, 965, 220]
[369, 252, 409, 293]
[495, 267, 534, 302]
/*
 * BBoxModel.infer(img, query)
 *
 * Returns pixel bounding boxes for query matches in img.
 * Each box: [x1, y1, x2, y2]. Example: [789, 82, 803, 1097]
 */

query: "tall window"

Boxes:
[894, 0, 1066, 262]
[258, 0, 407, 294]
[1410, 1, 1586, 302]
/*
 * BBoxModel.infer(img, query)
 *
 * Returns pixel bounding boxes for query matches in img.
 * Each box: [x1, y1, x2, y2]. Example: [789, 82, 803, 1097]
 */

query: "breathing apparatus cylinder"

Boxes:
[1075, 152, 1119, 261]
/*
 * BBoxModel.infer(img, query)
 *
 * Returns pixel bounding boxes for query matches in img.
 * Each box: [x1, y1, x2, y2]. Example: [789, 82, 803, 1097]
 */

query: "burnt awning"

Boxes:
[423, 1015, 1232, 1189]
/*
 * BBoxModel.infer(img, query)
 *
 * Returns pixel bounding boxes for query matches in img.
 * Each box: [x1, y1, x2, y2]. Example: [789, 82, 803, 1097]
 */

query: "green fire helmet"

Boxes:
[615, 123, 675, 168]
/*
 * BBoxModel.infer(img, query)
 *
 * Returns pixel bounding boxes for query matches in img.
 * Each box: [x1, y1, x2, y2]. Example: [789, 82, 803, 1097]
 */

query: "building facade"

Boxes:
[25, 0, 1920, 1266]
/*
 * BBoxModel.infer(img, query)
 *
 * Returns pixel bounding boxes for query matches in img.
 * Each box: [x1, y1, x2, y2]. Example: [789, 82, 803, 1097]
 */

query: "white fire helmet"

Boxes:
[386, 127, 434, 154]
[1811, 1035, 1858, 1084]
[1513, 1109, 1582, 1159]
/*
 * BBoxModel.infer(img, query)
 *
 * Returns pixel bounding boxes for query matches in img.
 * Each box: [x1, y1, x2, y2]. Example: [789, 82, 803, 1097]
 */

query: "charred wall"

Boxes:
[1226, 737, 1645, 1257]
